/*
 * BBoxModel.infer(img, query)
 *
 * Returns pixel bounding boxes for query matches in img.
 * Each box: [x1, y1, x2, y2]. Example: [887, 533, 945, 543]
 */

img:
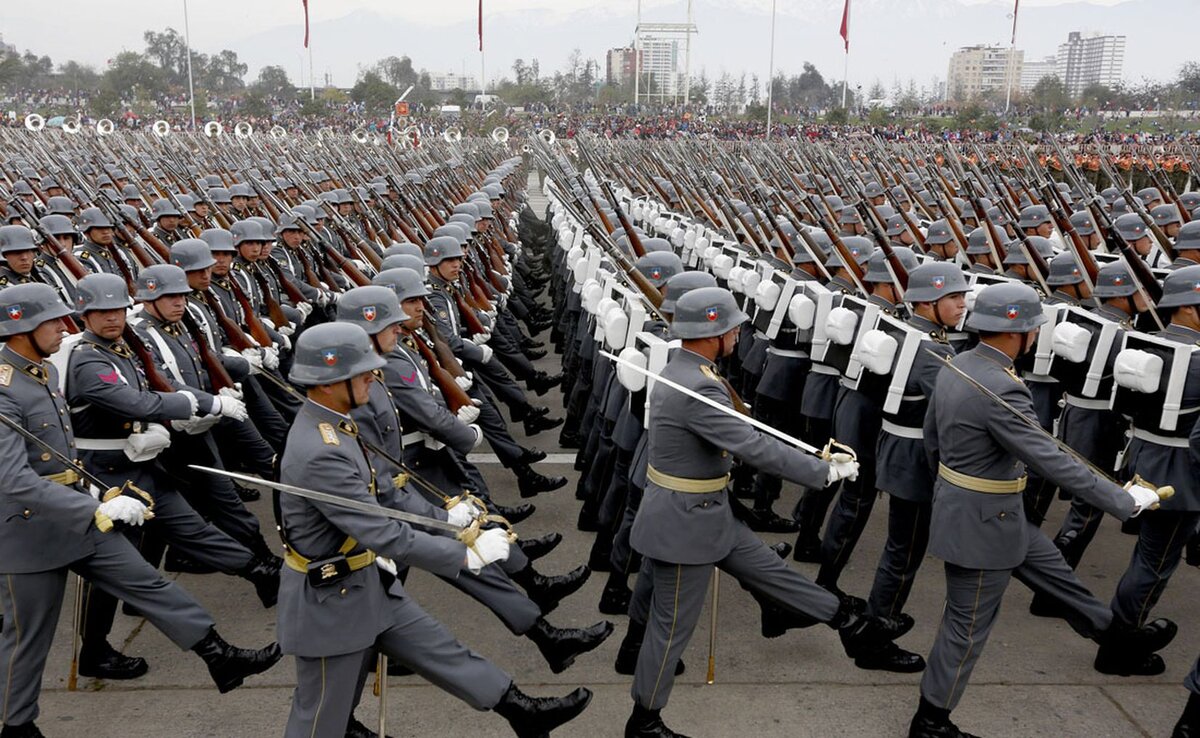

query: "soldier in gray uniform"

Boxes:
[625, 287, 882, 738]
[277, 322, 592, 738]
[149, 198, 184, 247]
[1173, 221, 1200, 270]
[73, 207, 137, 278]
[0, 283, 281, 738]
[909, 282, 1171, 738]
[1101, 265, 1200, 675]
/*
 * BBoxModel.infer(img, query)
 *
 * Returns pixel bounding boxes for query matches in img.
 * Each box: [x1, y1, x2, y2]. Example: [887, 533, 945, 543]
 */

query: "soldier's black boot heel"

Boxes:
[1173, 692, 1200, 738]
[494, 682, 593, 738]
[907, 697, 982, 738]
[624, 703, 691, 738]
[191, 627, 283, 693]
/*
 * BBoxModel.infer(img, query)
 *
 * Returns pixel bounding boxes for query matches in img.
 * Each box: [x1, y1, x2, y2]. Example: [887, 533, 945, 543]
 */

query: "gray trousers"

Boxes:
[1, 529, 214, 726]
[921, 524, 1111, 711]
[284, 595, 511, 738]
[1110, 510, 1200, 627]
[1186, 655, 1200, 695]
[866, 497, 931, 620]
[436, 564, 541, 635]
[632, 524, 839, 710]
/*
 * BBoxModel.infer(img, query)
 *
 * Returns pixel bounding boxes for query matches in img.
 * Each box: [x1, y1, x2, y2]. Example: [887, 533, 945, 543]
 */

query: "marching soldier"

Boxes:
[0, 225, 76, 306]
[149, 198, 184, 247]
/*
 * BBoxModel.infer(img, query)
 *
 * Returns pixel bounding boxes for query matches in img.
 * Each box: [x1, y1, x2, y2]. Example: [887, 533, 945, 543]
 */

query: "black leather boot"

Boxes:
[511, 564, 590, 615]
[517, 447, 548, 464]
[491, 502, 536, 525]
[598, 574, 633, 616]
[523, 412, 564, 436]
[515, 465, 567, 498]
[527, 371, 563, 396]
[790, 532, 822, 563]
[493, 682, 593, 738]
[614, 620, 685, 676]
[0, 723, 45, 738]
[345, 715, 394, 738]
[908, 697, 981, 738]
[1094, 618, 1177, 675]
[854, 639, 926, 673]
[526, 617, 614, 674]
[876, 612, 915, 640]
[238, 555, 282, 608]
[742, 507, 800, 533]
[517, 532, 562, 562]
[1173, 692, 1200, 738]
[624, 703, 691, 738]
[190, 628, 283, 693]
[78, 639, 149, 680]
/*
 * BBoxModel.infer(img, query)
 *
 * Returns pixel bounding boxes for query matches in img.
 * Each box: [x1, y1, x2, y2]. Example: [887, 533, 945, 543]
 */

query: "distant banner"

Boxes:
[839, 0, 850, 52]
[302, 0, 310, 48]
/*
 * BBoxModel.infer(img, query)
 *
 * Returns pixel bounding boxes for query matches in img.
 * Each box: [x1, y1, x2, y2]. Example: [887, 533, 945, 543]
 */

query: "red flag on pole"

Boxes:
[1010, 0, 1020, 44]
[839, 0, 850, 52]
[302, 0, 310, 48]
[478, 0, 484, 51]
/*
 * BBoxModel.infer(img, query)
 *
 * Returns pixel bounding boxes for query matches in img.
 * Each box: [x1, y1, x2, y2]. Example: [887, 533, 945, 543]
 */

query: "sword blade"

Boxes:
[189, 465, 462, 533]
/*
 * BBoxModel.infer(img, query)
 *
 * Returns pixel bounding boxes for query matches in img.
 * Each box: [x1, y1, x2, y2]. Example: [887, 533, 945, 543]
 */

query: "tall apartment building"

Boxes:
[429, 72, 479, 92]
[606, 47, 638, 87]
[1020, 55, 1059, 93]
[1055, 31, 1125, 97]
[946, 45, 1024, 102]
[636, 36, 681, 98]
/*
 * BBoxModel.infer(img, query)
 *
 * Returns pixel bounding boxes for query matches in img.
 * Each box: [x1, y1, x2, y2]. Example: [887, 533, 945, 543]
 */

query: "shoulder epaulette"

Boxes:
[318, 422, 340, 445]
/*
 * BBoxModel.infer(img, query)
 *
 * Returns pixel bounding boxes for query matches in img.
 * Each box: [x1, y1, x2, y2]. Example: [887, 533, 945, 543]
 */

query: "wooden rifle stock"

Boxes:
[180, 313, 235, 392]
[122, 326, 176, 393]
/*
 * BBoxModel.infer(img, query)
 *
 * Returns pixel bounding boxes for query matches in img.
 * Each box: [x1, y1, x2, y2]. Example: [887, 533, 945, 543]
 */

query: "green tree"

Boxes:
[825, 107, 848, 125]
[204, 49, 247, 93]
[1029, 75, 1069, 111]
[350, 71, 399, 114]
[251, 65, 295, 99]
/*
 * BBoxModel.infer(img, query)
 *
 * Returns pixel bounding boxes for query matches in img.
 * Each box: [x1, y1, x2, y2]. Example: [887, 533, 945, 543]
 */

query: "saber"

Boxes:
[600, 351, 828, 457]
[706, 569, 719, 685]
[0, 411, 111, 490]
[926, 350, 1174, 504]
[189, 465, 463, 533]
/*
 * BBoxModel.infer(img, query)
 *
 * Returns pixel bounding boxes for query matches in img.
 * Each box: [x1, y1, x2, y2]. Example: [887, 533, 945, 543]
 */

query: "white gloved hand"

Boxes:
[261, 317, 277, 330]
[262, 346, 280, 371]
[241, 348, 264, 373]
[465, 527, 512, 574]
[171, 414, 221, 435]
[456, 404, 481, 424]
[97, 496, 149, 527]
[212, 395, 249, 422]
[221, 347, 241, 360]
[176, 389, 199, 416]
[278, 332, 293, 350]
[1127, 484, 1161, 516]
[445, 502, 479, 527]
[478, 344, 494, 364]
[375, 556, 398, 576]
[454, 373, 473, 391]
[124, 423, 172, 463]
[472, 331, 492, 345]
[87, 484, 103, 500]
[296, 301, 314, 320]
[467, 423, 484, 449]
[825, 453, 860, 485]
[219, 384, 243, 401]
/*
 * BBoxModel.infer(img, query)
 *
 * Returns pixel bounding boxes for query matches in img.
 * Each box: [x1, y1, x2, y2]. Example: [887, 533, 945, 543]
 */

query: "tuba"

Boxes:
[351, 128, 370, 144]
[270, 125, 288, 139]
[203, 120, 224, 137]
[62, 115, 82, 134]
[24, 113, 45, 132]
[95, 118, 115, 136]
[152, 120, 171, 137]
[234, 121, 254, 138]
[490, 126, 509, 144]
[537, 128, 556, 145]
[316, 127, 334, 143]
[442, 127, 462, 143]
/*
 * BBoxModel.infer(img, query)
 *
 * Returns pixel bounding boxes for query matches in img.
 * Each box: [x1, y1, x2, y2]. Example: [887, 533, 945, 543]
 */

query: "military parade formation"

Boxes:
[0, 119, 1196, 738]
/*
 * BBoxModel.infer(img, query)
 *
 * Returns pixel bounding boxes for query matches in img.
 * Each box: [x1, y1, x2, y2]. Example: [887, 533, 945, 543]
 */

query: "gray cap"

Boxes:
[863, 181, 885, 199]
[1045, 252, 1084, 286]
[825, 236, 873, 269]
[1093, 262, 1137, 298]
[1157, 265, 1200, 309]
[290, 322, 387, 386]
[636, 252, 683, 288]
[1017, 205, 1052, 230]
[965, 282, 1046, 332]
[171, 238, 217, 272]
[231, 219, 265, 246]
[45, 196, 76, 216]
[0, 283, 75, 337]
[1002, 236, 1054, 266]
[838, 207, 861, 225]
[424, 235, 465, 265]
[135, 264, 191, 301]
[75, 273, 133, 313]
[1114, 213, 1149, 242]
[660, 271, 717, 315]
[336, 285, 408, 335]
[373, 267, 430, 302]
[77, 207, 113, 232]
[151, 198, 181, 220]
[453, 203, 479, 218]
[904, 262, 970, 303]
[229, 183, 253, 199]
[200, 228, 236, 253]
[0, 225, 37, 254]
[863, 246, 919, 284]
[669, 286, 748, 339]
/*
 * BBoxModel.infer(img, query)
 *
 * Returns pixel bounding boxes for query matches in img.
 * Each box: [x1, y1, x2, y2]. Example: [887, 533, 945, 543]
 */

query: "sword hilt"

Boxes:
[1129, 475, 1175, 510]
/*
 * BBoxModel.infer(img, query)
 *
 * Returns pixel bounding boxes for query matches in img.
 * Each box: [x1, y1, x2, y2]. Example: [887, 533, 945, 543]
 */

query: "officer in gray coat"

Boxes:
[277, 322, 592, 738]
[625, 287, 877, 738]
[909, 282, 1170, 738]
[0, 283, 281, 738]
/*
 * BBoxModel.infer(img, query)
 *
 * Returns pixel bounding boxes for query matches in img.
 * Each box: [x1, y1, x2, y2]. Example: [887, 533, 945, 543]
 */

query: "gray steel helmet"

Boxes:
[423, 235, 465, 265]
[1114, 213, 1148, 242]
[475, 201, 495, 219]
[924, 220, 954, 246]
[433, 223, 469, 245]
[1093, 262, 1137, 298]
[250, 216, 276, 239]
[1150, 204, 1183, 228]
[1002, 236, 1054, 266]
[635, 252, 683, 288]
[208, 187, 232, 205]
[1111, 198, 1130, 217]
[838, 207, 861, 226]
[986, 206, 1010, 227]
[0, 225, 37, 254]
[276, 212, 306, 234]
[336, 285, 408, 335]
[135, 264, 191, 301]
[373, 267, 430, 302]
[229, 183, 253, 199]
[1157, 265, 1200, 309]
[904, 262, 970, 303]
[231, 219, 265, 246]
[45, 196, 75, 216]
[1180, 192, 1200, 212]
[171, 238, 217, 272]
[177, 193, 197, 213]
[825, 235, 874, 268]
[117, 204, 139, 225]
[75, 273, 133, 313]
[120, 184, 141, 201]
[966, 227, 992, 255]
[642, 237, 672, 254]
[380, 254, 426, 272]
[1045, 252, 1084, 286]
[453, 203, 479, 218]
[863, 246, 919, 284]
[151, 198, 181, 220]
[863, 181, 885, 199]
[1100, 186, 1120, 204]
[1175, 221, 1200, 251]
[77, 206, 113, 232]
[200, 228, 236, 253]
[1068, 210, 1096, 236]
[965, 282, 1046, 332]
[290, 322, 387, 386]
[874, 204, 897, 222]
[39, 214, 79, 241]
[11, 181, 34, 197]
[659, 272, 717, 315]
[0, 283, 75, 337]
[448, 213, 478, 234]
[1017, 205, 1052, 230]
[1136, 187, 1162, 206]
[383, 242, 423, 259]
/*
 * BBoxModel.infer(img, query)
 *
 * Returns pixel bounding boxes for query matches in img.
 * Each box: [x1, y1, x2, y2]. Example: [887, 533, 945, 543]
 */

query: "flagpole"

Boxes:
[182, 0, 196, 130]
[1004, 0, 1019, 114]
[765, 0, 776, 140]
[840, 0, 850, 109]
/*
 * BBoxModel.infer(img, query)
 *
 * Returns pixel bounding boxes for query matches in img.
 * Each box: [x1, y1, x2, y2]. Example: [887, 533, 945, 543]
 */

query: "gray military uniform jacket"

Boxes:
[426, 273, 487, 364]
[924, 343, 1135, 570]
[383, 334, 478, 455]
[631, 349, 830, 565]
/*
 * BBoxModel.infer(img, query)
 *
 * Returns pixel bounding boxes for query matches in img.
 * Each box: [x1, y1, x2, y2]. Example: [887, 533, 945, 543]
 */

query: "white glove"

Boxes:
[446, 502, 479, 527]
[1127, 484, 1161, 516]
[241, 348, 264, 373]
[456, 404, 481, 424]
[124, 423, 172, 462]
[221, 347, 240, 360]
[219, 384, 244, 401]
[176, 389, 199, 416]
[261, 317, 277, 330]
[454, 373, 473, 391]
[87, 484, 103, 500]
[472, 331, 492, 346]
[478, 344, 494, 364]
[465, 527, 511, 574]
[375, 556, 398, 576]
[278, 323, 295, 338]
[212, 395, 249, 422]
[171, 414, 221, 435]
[262, 346, 280, 371]
[468, 423, 484, 449]
[825, 453, 860, 485]
[97, 496, 149, 527]
[296, 301, 314, 320]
